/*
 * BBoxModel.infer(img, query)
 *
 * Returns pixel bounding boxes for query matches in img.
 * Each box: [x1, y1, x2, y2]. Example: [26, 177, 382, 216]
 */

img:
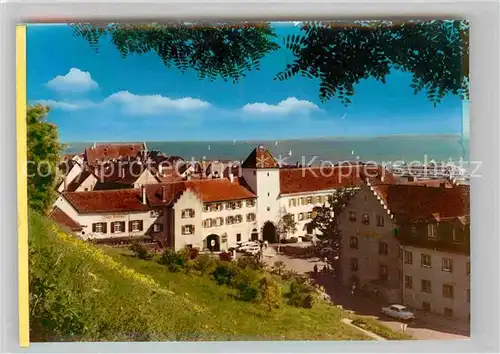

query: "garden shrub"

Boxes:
[286, 278, 316, 308]
[271, 260, 286, 276]
[211, 263, 237, 285]
[189, 247, 199, 260]
[302, 235, 313, 242]
[232, 267, 263, 302]
[259, 276, 282, 309]
[129, 241, 151, 260]
[236, 255, 265, 271]
[158, 248, 181, 272]
[281, 237, 298, 244]
[193, 253, 217, 275]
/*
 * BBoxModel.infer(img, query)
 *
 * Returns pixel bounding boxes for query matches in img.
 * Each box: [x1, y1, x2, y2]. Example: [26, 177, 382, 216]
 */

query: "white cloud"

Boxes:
[103, 91, 211, 115]
[36, 99, 95, 111]
[35, 91, 211, 115]
[241, 97, 321, 116]
[46, 68, 99, 93]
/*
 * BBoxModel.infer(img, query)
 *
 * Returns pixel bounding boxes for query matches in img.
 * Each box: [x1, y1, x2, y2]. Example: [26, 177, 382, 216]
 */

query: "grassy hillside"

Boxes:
[29, 211, 400, 342]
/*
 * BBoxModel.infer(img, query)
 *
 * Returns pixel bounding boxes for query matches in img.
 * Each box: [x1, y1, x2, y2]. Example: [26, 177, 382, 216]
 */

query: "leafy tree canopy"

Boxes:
[27, 104, 62, 213]
[73, 20, 469, 106]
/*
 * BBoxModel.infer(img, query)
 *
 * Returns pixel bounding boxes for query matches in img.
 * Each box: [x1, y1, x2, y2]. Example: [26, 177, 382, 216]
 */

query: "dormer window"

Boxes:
[427, 224, 438, 239]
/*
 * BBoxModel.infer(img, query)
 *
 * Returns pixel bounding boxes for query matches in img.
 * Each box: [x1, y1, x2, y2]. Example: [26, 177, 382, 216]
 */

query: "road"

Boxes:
[263, 243, 470, 340]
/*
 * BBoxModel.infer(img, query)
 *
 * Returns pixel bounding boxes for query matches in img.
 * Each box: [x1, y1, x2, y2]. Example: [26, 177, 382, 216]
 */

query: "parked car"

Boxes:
[244, 246, 261, 255]
[381, 304, 415, 321]
[238, 241, 259, 251]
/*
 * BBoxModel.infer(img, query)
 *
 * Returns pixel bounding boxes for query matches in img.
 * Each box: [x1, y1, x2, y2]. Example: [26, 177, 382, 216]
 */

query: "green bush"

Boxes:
[271, 260, 286, 276]
[232, 267, 263, 302]
[129, 241, 151, 260]
[158, 248, 180, 271]
[286, 278, 316, 308]
[259, 276, 282, 310]
[302, 235, 313, 242]
[236, 255, 265, 271]
[211, 263, 237, 285]
[193, 253, 217, 275]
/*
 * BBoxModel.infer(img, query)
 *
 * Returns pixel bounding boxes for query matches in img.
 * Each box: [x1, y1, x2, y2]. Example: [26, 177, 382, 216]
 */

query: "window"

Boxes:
[378, 242, 388, 255]
[421, 254, 431, 267]
[427, 223, 437, 239]
[444, 308, 453, 317]
[226, 202, 236, 210]
[246, 199, 256, 207]
[298, 213, 304, 221]
[306, 196, 313, 204]
[315, 196, 322, 204]
[226, 216, 235, 225]
[422, 301, 431, 312]
[129, 220, 143, 232]
[350, 258, 359, 271]
[153, 223, 163, 233]
[350, 236, 358, 249]
[411, 226, 417, 236]
[267, 192, 270, 197]
[307, 211, 312, 219]
[362, 213, 370, 225]
[267, 172, 269, 176]
[203, 218, 213, 228]
[234, 215, 243, 224]
[84, 187, 89, 191]
[376, 215, 384, 227]
[404, 250, 413, 264]
[246, 213, 256, 222]
[466, 261, 471, 275]
[379, 264, 388, 280]
[92, 222, 107, 234]
[421, 279, 432, 293]
[215, 217, 224, 226]
[467, 289, 470, 303]
[150, 209, 160, 218]
[266, 207, 271, 211]
[349, 212, 356, 222]
[235, 201, 242, 209]
[208, 203, 223, 212]
[111, 221, 125, 233]
[182, 209, 195, 218]
[405, 275, 413, 289]
[236, 233, 241, 242]
[300, 197, 306, 205]
[443, 284, 454, 299]
[182, 225, 194, 235]
[442, 258, 453, 272]
[203, 204, 210, 212]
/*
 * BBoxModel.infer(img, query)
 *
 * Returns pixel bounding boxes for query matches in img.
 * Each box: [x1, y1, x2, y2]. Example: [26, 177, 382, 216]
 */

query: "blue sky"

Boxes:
[27, 23, 469, 142]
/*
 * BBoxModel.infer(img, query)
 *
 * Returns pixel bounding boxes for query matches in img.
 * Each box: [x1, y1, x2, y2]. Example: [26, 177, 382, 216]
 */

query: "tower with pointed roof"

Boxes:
[241, 146, 281, 241]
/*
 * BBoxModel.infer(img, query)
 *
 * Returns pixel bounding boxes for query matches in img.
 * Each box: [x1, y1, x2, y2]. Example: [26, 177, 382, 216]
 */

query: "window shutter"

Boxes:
[110, 222, 115, 233]
[128, 221, 133, 232]
[121, 222, 126, 231]
[103, 223, 107, 234]
[92, 223, 96, 232]
[139, 220, 143, 231]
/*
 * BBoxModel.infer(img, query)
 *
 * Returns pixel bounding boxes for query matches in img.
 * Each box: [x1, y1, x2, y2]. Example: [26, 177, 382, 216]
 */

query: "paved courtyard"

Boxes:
[262, 243, 470, 341]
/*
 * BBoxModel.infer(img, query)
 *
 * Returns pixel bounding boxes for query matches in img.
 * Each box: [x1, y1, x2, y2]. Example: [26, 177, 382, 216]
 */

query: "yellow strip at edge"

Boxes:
[16, 24, 30, 348]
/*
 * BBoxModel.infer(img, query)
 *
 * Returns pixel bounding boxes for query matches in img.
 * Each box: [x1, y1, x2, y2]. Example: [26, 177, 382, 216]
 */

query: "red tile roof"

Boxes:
[49, 207, 83, 231]
[146, 178, 256, 207]
[64, 189, 150, 214]
[370, 183, 469, 222]
[405, 178, 455, 188]
[65, 170, 96, 192]
[241, 146, 278, 169]
[279, 165, 395, 195]
[84, 143, 145, 165]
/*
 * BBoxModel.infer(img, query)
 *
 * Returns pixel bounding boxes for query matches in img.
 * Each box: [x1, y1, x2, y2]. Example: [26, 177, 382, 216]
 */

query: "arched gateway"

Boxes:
[205, 234, 220, 252]
[262, 221, 278, 243]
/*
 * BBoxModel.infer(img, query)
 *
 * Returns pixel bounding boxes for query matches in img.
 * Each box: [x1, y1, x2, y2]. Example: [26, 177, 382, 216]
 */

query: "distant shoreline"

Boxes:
[62, 134, 466, 145]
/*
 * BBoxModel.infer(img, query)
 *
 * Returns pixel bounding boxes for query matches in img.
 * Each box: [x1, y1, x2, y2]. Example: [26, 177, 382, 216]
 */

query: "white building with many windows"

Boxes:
[51, 146, 390, 251]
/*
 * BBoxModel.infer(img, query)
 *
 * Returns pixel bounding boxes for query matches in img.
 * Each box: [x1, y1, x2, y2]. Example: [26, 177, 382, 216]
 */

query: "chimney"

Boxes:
[141, 185, 147, 205]
[229, 173, 234, 183]
[158, 164, 163, 176]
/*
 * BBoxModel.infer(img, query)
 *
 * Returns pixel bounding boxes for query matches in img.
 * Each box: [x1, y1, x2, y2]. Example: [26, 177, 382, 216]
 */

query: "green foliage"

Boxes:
[211, 263, 237, 286]
[129, 241, 151, 260]
[277, 212, 298, 240]
[232, 267, 263, 302]
[351, 317, 412, 340]
[271, 260, 286, 276]
[158, 248, 181, 272]
[259, 276, 282, 310]
[27, 104, 61, 213]
[72, 22, 279, 83]
[276, 20, 469, 105]
[74, 21, 468, 105]
[236, 255, 265, 271]
[193, 253, 217, 275]
[286, 278, 316, 308]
